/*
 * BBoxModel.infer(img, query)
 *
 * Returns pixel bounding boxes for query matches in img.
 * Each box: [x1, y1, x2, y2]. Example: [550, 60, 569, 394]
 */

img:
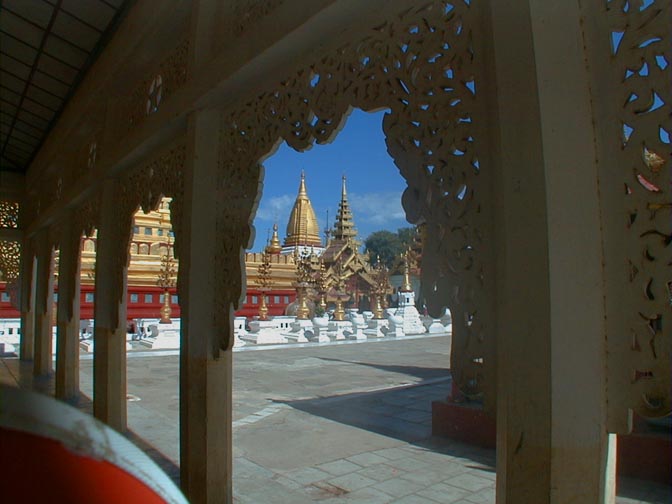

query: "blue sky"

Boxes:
[250, 109, 410, 251]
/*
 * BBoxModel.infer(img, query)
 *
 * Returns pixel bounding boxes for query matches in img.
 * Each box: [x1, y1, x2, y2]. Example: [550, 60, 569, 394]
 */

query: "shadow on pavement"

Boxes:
[277, 371, 451, 444]
[315, 356, 450, 382]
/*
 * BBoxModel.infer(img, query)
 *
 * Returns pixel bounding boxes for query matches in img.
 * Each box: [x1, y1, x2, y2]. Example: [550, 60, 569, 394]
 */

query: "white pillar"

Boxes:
[19, 240, 36, 362]
[55, 217, 81, 401]
[179, 108, 261, 503]
[33, 231, 54, 377]
[93, 180, 130, 432]
[487, 1, 614, 502]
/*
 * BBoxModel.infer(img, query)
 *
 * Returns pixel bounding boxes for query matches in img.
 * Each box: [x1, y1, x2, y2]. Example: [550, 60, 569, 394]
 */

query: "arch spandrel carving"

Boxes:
[218, 1, 495, 404]
[211, 160, 263, 353]
[588, 0, 671, 427]
[126, 40, 190, 132]
[111, 143, 186, 323]
[610, 1, 670, 420]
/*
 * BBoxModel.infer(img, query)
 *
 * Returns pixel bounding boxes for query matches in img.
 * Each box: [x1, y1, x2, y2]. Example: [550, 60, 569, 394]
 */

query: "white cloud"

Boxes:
[349, 191, 406, 225]
[255, 194, 294, 222]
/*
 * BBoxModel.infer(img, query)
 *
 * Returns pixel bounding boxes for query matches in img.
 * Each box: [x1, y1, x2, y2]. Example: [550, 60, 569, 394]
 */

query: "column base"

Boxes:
[431, 400, 496, 449]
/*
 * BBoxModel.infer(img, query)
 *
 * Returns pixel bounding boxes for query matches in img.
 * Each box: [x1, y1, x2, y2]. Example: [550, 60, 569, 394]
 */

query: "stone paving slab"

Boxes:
[2, 336, 670, 503]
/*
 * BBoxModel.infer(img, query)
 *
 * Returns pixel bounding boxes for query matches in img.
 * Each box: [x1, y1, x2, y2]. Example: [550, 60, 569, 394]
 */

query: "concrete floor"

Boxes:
[2, 335, 670, 503]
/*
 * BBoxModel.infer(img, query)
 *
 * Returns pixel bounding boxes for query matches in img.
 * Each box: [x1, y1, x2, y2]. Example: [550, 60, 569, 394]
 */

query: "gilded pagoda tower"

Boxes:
[282, 171, 324, 254]
[320, 175, 377, 306]
[331, 175, 358, 242]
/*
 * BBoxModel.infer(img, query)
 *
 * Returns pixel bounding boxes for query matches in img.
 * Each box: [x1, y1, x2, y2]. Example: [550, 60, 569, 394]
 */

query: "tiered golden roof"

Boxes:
[332, 175, 357, 242]
[283, 171, 322, 248]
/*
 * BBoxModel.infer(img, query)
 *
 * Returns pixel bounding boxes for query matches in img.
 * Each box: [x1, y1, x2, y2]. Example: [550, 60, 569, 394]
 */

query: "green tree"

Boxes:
[364, 227, 415, 267]
[364, 230, 400, 268]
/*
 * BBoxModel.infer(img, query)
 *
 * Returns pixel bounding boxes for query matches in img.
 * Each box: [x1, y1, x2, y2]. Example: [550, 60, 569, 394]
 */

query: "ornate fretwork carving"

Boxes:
[213, 158, 262, 352]
[101, 141, 187, 325]
[602, 0, 671, 421]
[125, 143, 186, 215]
[43, 142, 185, 330]
[219, 2, 493, 402]
[0, 240, 20, 281]
[127, 39, 190, 129]
[75, 198, 101, 240]
[0, 201, 19, 229]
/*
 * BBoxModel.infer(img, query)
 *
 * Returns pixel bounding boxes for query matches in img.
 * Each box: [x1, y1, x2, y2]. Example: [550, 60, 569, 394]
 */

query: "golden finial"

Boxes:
[401, 250, 413, 292]
[298, 169, 308, 197]
[266, 222, 282, 254]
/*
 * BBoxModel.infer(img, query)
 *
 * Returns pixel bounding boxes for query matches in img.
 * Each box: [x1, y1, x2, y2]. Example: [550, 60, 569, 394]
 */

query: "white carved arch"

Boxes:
[218, 1, 495, 404]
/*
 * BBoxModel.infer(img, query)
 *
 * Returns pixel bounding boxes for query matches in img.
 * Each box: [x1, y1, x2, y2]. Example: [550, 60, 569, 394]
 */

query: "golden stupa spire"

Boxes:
[332, 174, 357, 241]
[284, 171, 322, 248]
[401, 250, 413, 292]
[298, 170, 308, 197]
[266, 223, 282, 254]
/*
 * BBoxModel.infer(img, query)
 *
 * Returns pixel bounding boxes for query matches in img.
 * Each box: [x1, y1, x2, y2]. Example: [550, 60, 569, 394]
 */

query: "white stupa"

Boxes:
[393, 251, 426, 335]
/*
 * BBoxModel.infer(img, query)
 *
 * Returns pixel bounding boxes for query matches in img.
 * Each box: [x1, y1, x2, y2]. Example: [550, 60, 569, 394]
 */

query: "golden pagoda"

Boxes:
[282, 171, 323, 252]
[67, 172, 397, 320]
[80, 198, 176, 291]
[266, 223, 283, 254]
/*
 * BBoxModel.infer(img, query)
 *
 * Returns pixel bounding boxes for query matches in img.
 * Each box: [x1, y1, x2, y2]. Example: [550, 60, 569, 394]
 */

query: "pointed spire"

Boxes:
[298, 170, 308, 198]
[284, 171, 322, 249]
[266, 222, 282, 254]
[332, 174, 358, 241]
[323, 209, 331, 244]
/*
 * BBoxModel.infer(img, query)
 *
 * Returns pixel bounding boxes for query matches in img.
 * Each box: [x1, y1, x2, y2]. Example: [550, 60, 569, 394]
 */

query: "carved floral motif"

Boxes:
[127, 40, 190, 129]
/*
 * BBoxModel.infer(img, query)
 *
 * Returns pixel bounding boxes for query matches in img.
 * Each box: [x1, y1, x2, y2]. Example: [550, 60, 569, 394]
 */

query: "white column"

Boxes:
[93, 180, 130, 432]
[487, 1, 614, 502]
[33, 231, 54, 377]
[179, 108, 261, 503]
[19, 240, 36, 362]
[179, 109, 232, 504]
[55, 217, 81, 401]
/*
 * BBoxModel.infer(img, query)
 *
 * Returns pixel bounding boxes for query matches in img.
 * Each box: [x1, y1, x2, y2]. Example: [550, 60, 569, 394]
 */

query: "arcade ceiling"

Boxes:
[0, 0, 132, 173]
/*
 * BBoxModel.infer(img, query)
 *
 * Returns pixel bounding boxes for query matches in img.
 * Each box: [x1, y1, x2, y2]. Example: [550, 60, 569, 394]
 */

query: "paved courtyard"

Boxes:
[2, 335, 669, 503]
